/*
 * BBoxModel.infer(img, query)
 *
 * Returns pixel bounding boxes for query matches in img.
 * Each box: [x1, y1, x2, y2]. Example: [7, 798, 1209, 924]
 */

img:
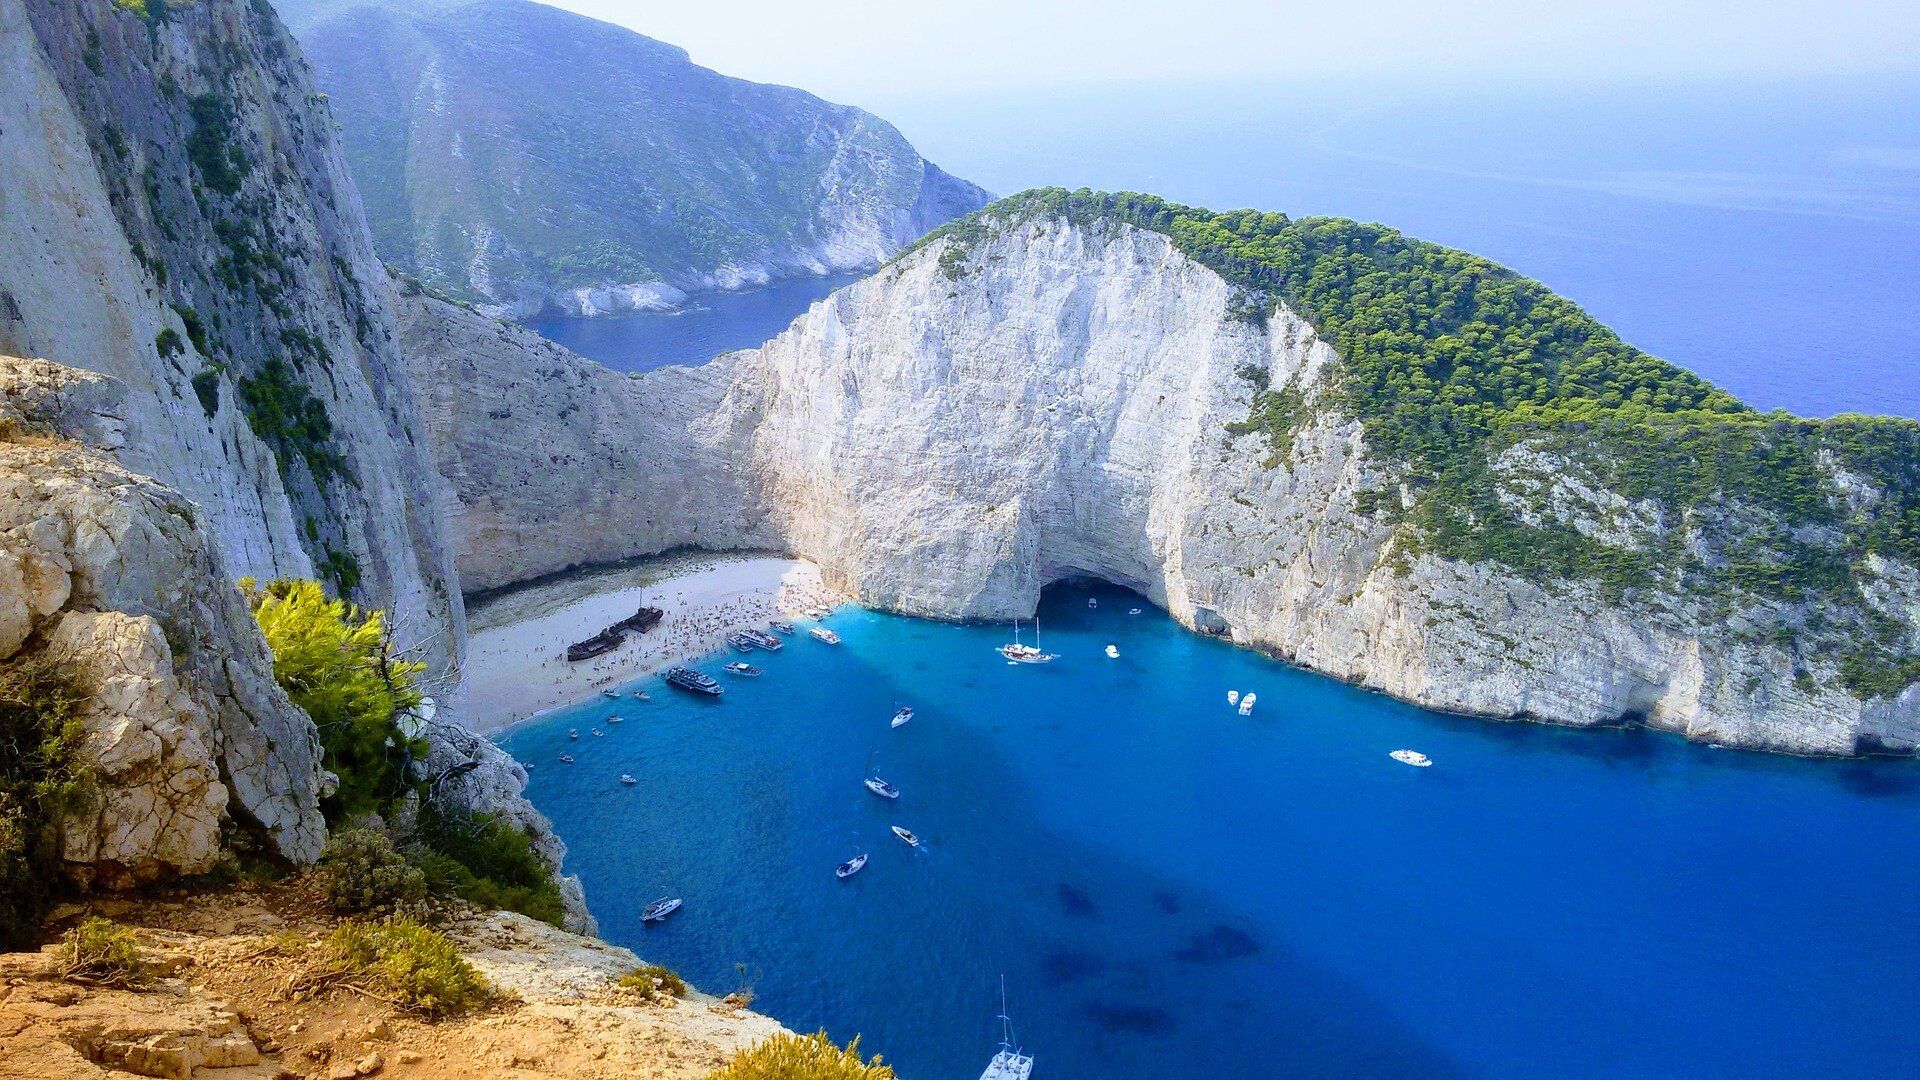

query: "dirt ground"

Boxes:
[0, 879, 782, 1079]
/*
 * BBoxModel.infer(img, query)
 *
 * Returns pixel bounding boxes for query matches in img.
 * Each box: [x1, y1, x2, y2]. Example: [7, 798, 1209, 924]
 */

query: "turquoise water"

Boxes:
[499, 583, 1920, 1078]
[522, 272, 865, 373]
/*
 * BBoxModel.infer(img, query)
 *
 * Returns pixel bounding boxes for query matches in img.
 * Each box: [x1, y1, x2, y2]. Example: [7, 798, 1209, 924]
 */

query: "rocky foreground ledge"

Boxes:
[0, 880, 784, 1079]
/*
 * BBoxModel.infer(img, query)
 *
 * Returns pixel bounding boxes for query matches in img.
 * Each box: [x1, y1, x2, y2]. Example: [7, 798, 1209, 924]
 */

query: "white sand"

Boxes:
[460, 554, 844, 731]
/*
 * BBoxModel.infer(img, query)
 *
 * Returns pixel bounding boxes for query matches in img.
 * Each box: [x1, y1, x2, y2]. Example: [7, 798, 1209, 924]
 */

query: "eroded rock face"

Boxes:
[405, 218, 1920, 757]
[44, 611, 229, 888]
[0, 357, 324, 867]
[0, 0, 463, 684]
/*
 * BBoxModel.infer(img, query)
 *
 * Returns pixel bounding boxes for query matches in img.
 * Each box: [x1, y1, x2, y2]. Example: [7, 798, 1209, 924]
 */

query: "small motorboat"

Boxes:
[771, 621, 796, 635]
[569, 729, 580, 740]
[836, 853, 869, 880]
[1129, 607, 1142, 615]
[744, 629, 784, 650]
[864, 776, 901, 799]
[602, 690, 620, 699]
[891, 707, 914, 729]
[1227, 690, 1240, 706]
[891, 825, 921, 848]
[641, 895, 682, 922]
[726, 631, 758, 653]
[1088, 597, 1098, 609]
[591, 728, 603, 737]
[608, 715, 623, 724]
[620, 774, 637, 785]
[1390, 749, 1433, 768]
[559, 754, 574, 764]
[1105, 645, 1119, 659]
[633, 690, 651, 702]
[724, 661, 763, 677]
[1238, 692, 1257, 716]
[810, 626, 841, 645]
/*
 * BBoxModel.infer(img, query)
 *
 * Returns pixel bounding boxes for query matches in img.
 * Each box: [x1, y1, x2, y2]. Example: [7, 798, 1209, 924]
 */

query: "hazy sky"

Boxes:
[542, 0, 1920, 101]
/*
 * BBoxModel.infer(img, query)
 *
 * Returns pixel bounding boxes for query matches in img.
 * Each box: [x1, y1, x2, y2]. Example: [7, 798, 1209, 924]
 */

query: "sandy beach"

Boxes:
[460, 553, 846, 731]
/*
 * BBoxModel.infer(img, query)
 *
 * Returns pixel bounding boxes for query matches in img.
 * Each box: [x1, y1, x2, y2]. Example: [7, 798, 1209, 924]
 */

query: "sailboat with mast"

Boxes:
[980, 976, 1035, 1079]
[998, 617, 1057, 664]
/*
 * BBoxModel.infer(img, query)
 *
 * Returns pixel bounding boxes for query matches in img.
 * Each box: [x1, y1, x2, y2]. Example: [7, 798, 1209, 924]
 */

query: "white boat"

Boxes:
[619, 774, 636, 785]
[891, 707, 914, 728]
[980, 978, 1035, 1080]
[1088, 597, 1098, 608]
[591, 728, 603, 737]
[1238, 692, 1257, 716]
[602, 690, 620, 699]
[559, 754, 574, 764]
[723, 661, 763, 677]
[569, 729, 580, 740]
[1129, 607, 1141, 615]
[1227, 690, 1240, 706]
[810, 626, 842, 645]
[608, 715, 623, 724]
[1105, 645, 1119, 659]
[998, 619, 1057, 664]
[836, 853, 868, 879]
[891, 825, 920, 847]
[864, 776, 901, 799]
[1390, 749, 1433, 768]
[641, 895, 682, 922]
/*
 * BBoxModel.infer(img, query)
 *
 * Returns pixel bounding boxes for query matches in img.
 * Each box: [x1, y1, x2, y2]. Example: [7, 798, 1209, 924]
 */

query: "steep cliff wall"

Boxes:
[0, 356, 324, 875]
[0, 0, 461, 680]
[406, 204, 1920, 757]
[0, 0, 592, 914]
[293, 0, 991, 318]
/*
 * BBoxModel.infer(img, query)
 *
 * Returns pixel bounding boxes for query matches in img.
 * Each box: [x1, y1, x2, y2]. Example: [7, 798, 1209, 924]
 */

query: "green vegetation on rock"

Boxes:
[59, 916, 145, 987]
[244, 579, 424, 821]
[711, 1031, 896, 1080]
[918, 189, 1920, 695]
[323, 917, 491, 1016]
[238, 359, 348, 487]
[414, 806, 567, 928]
[0, 657, 88, 950]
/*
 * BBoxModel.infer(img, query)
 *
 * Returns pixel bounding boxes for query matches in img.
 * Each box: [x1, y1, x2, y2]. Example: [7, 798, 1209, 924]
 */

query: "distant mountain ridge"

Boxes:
[285, 0, 991, 317]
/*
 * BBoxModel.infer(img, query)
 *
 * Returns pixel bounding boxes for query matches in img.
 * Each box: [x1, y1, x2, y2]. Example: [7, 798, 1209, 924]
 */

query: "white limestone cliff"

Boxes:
[405, 215, 1920, 758]
[0, 357, 325, 874]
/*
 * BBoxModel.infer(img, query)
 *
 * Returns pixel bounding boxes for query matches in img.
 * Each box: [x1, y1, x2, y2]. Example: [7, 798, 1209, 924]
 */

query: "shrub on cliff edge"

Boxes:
[0, 656, 88, 949]
[323, 917, 490, 1016]
[321, 827, 426, 914]
[243, 579, 426, 822]
[710, 1031, 895, 1079]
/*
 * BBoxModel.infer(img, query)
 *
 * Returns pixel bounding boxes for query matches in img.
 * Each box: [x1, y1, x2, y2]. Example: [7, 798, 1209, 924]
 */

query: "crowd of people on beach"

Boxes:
[504, 564, 847, 715]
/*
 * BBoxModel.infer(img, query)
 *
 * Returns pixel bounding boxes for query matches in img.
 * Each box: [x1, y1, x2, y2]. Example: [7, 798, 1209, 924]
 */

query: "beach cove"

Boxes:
[461, 554, 845, 731]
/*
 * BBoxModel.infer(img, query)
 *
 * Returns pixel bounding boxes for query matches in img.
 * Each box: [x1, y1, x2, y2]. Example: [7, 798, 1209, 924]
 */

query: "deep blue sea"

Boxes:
[500, 584, 1920, 1079]
[521, 272, 865, 372]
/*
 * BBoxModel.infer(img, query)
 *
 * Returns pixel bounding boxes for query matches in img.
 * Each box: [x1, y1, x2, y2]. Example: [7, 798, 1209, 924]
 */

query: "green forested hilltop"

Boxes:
[917, 188, 1920, 695]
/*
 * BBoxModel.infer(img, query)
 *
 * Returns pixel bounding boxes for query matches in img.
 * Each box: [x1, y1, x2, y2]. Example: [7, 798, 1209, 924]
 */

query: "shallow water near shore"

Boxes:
[499, 583, 1920, 1078]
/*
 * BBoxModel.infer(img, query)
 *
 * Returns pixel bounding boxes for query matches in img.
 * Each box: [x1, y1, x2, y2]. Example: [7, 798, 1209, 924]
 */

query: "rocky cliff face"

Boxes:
[291, 0, 990, 318]
[0, 356, 324, 879]
[0, 0, 461, 681]
[0, 0, 586, 913]
[406, 209, 1920, 757]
